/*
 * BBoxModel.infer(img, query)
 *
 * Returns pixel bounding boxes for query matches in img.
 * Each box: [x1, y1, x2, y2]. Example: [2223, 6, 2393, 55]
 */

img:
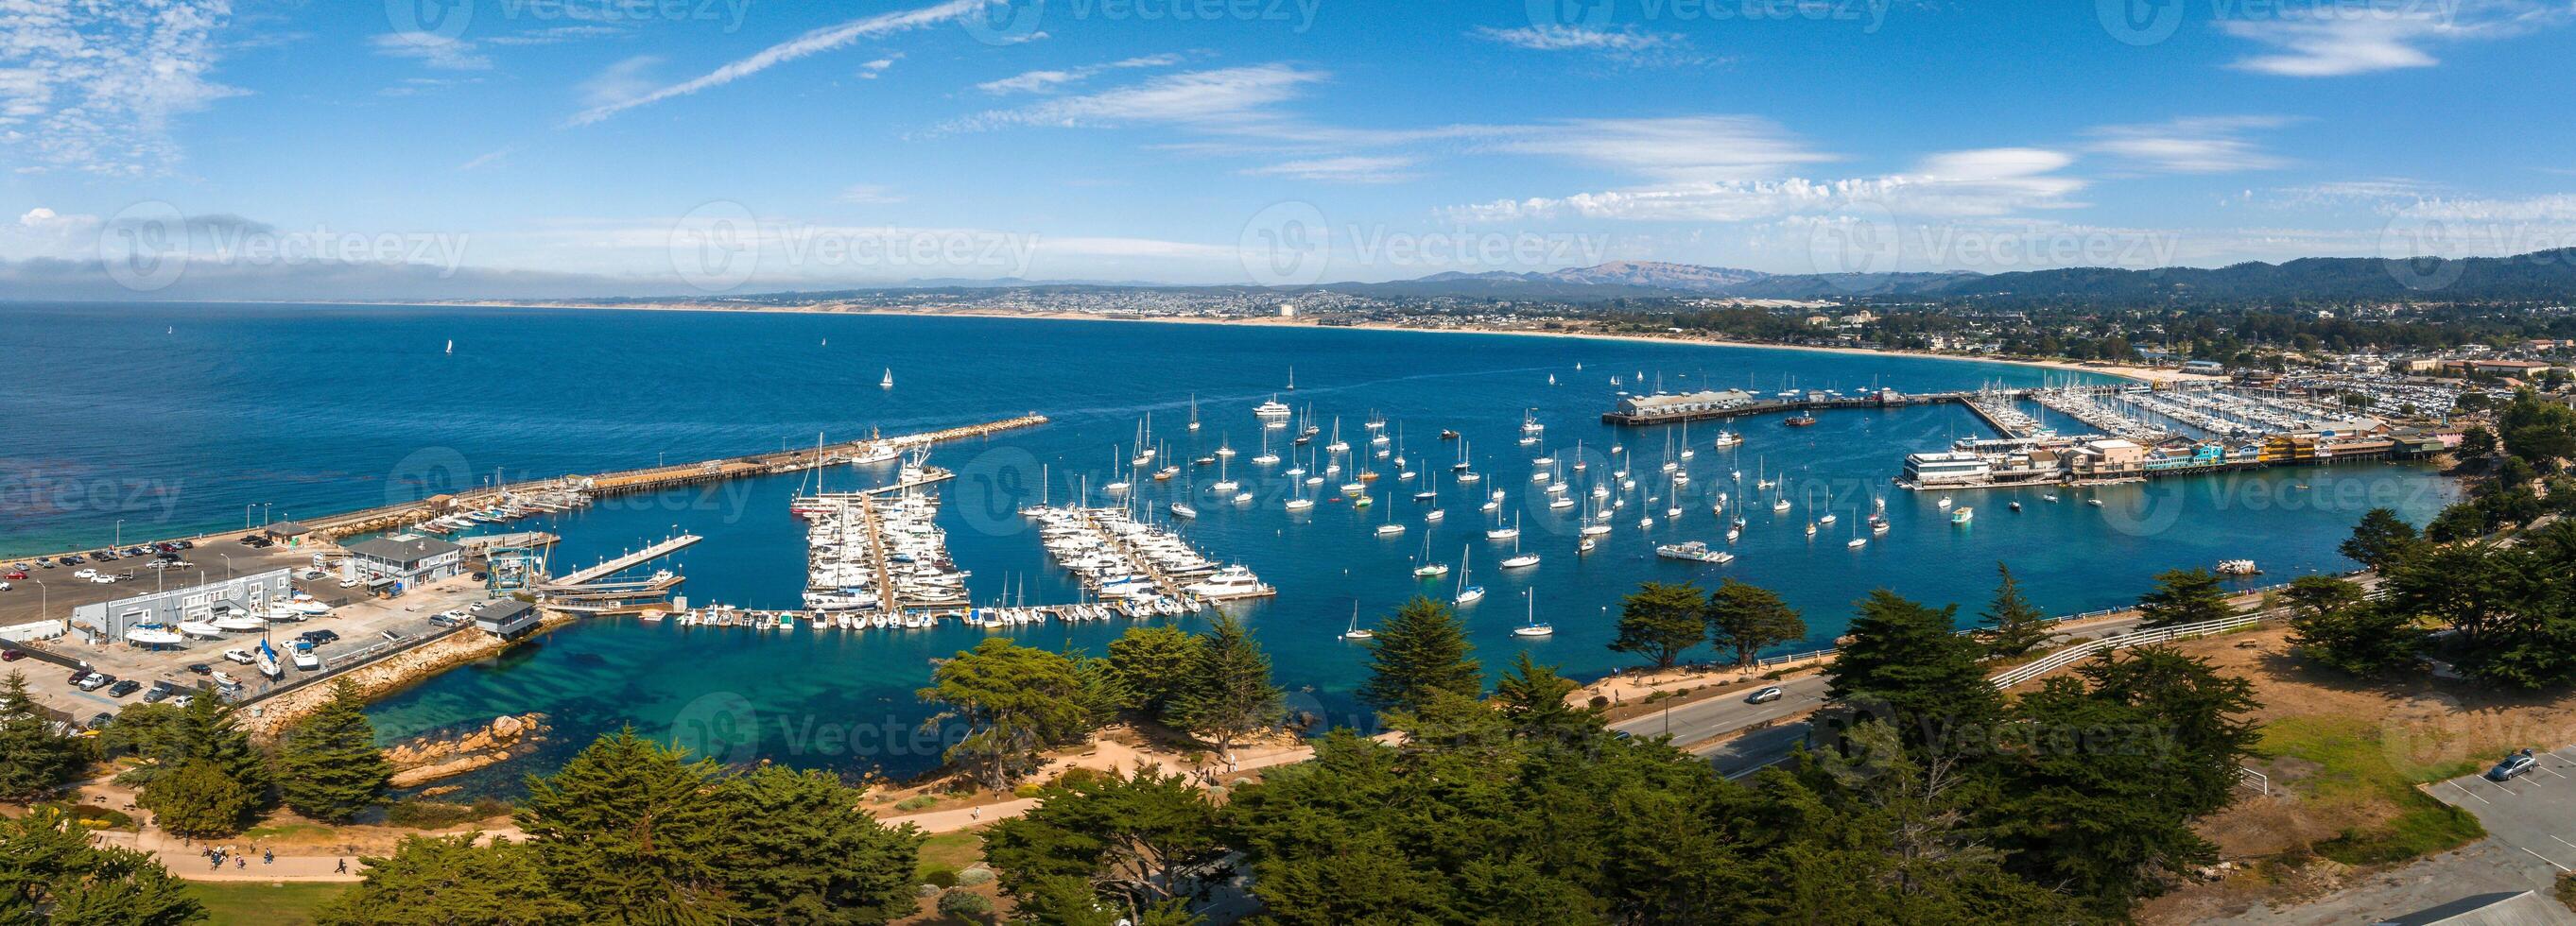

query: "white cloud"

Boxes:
[2083, 115, 2295, 174]
[857, 56, 901, 78]
[1469, 25, 1715, 66]
[975, 54, 1183, 94]
[567, 0, 984, 126]
[458, 147, 513, 171]
[579, 56, 664, 110]
[1239, 156, 1417, 184]
[371, 32, 491, 71]
[943, 64, 1327, 133]
[838, 183, 904, 203]
[2220, 0, 2567, 77]
[1449, 147, 2085, 224]
[0, 0, 242, 175]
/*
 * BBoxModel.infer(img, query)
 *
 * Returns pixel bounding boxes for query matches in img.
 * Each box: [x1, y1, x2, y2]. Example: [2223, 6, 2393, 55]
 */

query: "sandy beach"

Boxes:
[432, 298, 2203, 386]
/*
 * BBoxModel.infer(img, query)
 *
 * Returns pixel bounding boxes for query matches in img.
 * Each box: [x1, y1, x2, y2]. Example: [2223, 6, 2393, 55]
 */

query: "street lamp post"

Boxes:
[244, 504, 253, 529]
[219, 554, 233, 581]
[114, 519, 123, 547]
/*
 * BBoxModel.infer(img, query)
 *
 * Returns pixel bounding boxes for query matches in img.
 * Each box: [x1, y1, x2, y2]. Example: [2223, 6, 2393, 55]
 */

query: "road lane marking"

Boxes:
[2523, 847, 2572, 873]
[2448, 780, 2491, 804]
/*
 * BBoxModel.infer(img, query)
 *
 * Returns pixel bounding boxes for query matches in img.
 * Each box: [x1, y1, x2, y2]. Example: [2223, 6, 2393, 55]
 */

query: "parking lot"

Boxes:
[0, 531, 327, 629]
[9, 572, 498, 726]
[2428, 744, 2576, 875]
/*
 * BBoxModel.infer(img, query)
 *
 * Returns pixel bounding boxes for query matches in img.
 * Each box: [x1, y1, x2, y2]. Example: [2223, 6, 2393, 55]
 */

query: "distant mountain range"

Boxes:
[1282, 250, 2576, 304]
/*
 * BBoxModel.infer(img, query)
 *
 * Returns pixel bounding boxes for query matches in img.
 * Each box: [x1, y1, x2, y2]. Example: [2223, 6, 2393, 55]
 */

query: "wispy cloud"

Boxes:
[942, 64, 1327, 133]
[975, 54, 1184, 94]
[2083, 115, 2296, 174]
[1449, 147, 2085, 223]
[1470, 25, 1717, 67]
[839, 183, 904, 203]
[0, 0, 243, 175]
[566, 0, 984, 126]
[1240, 156, 1418, 184]
[458, 147, 513, 171]
[857, 55, 902, 79]
[371, 32, 492, 71]
[2220, 0, 2567, 77]
[1490, 116, 1837, 182]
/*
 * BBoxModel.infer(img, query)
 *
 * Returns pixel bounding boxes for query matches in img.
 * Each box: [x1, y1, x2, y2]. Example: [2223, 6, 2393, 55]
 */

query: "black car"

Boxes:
[107, 680, 141, 697]
[184, 662, 213, 676]
[1745, 686, 1787, 704]
[174, 540, 194, 549]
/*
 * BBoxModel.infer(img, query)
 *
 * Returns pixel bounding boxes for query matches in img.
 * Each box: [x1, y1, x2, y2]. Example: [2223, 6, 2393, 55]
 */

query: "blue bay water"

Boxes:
[0, 302, 2456, 789]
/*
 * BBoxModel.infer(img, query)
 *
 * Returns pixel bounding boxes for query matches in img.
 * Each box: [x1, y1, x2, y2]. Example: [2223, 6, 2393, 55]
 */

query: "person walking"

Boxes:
[335, 858, 349, 874]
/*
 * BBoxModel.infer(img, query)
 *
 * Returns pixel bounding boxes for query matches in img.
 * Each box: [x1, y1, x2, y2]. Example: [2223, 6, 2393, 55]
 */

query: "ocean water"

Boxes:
[0, 302, 2456, 789]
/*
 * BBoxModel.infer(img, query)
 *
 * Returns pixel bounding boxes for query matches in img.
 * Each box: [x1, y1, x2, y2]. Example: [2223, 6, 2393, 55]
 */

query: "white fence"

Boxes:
[1986, 611, 2271, 690]
[0, 620, 67, 643]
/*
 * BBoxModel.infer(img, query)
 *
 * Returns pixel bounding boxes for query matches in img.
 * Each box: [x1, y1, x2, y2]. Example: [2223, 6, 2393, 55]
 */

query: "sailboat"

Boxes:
[1454, 547, 1485, 605]
[1513, 589, 1554, 637]
[1486, 503, 1519, 540]
[1342, 603, 1374, 641]
[1374, 496, 1406, 536]
[1413, 535, 1449, 576]
[443, 338, 453, 354]
[1187, 394, 1202, 432]
[1500, 519, 1541, 569]
[880, 369, 893, 389]
[1285, 471, 1314, 511]
[1103, 446, 1132, 494]
[1413, 471, 1439, 502]
[1252, 431, 1280, 467]
[1846, 510, 1867, 549]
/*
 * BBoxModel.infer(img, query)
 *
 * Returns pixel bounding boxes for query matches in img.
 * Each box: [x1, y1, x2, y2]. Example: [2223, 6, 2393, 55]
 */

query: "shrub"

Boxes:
[386, 797, 512, 829]
[921, 866, 960, 888]
[937, 889, 994, 920]
[1588, 695, 1610, 709]
[894, 795, 939, 812]
[1011, 783, 1043, 798]
[1052, 766, 1101, 789]
[956, 866, 995, 886]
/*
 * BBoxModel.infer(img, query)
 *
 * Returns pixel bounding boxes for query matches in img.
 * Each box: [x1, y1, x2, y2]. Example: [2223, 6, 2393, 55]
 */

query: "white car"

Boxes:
[89, 574, 115, 584]
[220, 648, 256, 665]
[72, 568, 96, 579]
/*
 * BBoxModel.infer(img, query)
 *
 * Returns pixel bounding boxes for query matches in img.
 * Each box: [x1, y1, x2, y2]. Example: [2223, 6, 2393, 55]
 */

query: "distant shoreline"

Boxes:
[422, 300, 2193, 386]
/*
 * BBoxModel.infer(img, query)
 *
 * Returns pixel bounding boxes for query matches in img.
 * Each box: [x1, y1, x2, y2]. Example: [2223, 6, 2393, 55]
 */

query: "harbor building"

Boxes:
[2068, 439, 2149, 480]
[342, 535, 467, 592]
[1902, 452, 1994, 488]
[470, 599, 540, 640]
[70, 568, 295, 642]
[1613, 389, 1760, 420]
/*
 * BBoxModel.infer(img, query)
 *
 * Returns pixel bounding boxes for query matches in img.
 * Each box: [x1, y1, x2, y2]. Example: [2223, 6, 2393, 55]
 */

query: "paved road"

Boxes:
[2428, 744, 2576, 875]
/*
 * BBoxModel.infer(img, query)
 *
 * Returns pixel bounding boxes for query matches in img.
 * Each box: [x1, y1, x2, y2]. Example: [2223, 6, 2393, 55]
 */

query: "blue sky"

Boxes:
[4, 0, 2575, 297]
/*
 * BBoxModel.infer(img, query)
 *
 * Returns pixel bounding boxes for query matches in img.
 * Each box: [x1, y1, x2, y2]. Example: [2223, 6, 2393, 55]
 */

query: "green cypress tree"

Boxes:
[1978, 563, 2052, 658]
[1703, 579, 1806, 668]
[1357, 596, 1481, 713]
[276, 679, 393, 823]
[1169, 612, 1285, 761]
[0, 807, 205, 925]
[515, 729, 740, 921]
[1612, 582, 1710, 669]
[139, 760, 257, 839]
[1825, 590, 1998, 750]
[2136, 568, 2237, 628]
[714, 765, 925, 925]
[0, 671, 88, 801]
[315, 834, 574, 926]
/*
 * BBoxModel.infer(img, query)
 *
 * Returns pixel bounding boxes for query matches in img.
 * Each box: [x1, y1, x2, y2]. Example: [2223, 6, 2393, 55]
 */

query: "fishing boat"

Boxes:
[1936, 495, 1954, 508]
[1784, 414, 1816, 427]
[1342, 604, 1374, 641]
[1712, 430, 1742, 448]
[1513, 591, 1553, 637]
[1454, 547, 1485, 605]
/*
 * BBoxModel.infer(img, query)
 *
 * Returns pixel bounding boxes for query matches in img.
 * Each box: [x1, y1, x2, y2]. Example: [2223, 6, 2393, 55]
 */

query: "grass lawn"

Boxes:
[180, 881, 347, 926]
[2260, 714, 2486, 865]
[917, 830, 984, 877]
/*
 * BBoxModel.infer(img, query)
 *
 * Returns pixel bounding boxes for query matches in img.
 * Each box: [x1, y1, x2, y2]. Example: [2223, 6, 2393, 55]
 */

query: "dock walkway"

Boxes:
[550, 534, 700, 586]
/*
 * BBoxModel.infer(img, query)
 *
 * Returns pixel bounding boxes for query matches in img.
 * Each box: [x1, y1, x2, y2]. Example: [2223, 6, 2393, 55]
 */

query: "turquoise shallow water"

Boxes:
[0, 302, 2457, 789]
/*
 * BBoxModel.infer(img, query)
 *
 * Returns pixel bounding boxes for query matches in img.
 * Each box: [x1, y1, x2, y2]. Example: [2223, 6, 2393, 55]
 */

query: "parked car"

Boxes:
[2489, 750, 2539, 781]
[220, 648, 255, 665]
[4, 570, 26, 579]
[1745, 686, 1787, 705]
[107, 680, 141, 697]
[0, 581, 10, 592]
[88, 574, 114, 584]
[76, 673, 112, 692]
[66, 668, 91, 685]
[0, 649, 23, 661]
[173, 540, 194, 550]
[184, 662, 213, 676]
[72, 568, 96, 579]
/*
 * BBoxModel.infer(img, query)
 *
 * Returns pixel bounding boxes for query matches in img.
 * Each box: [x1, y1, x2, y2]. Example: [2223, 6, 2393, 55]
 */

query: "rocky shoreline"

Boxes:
[384, 712, 549, 788]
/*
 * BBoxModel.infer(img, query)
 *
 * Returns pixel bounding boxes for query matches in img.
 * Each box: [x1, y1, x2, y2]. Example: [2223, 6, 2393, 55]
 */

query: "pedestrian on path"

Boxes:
[336, 858, 349, 874]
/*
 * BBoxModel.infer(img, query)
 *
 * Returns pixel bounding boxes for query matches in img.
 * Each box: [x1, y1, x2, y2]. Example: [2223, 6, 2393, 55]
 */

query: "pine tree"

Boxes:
[2136, 568, 2236, 628]
[1611, 582, 1709, 669]
[139, 760, 256, 839]
[715, 765, 925, 925]
[315, 834, 575, 926]
[1493, 652, 1591, 739]
[2340, 507, 2421, 571]
[1825, 590, 1997, 751]
[1169, 613, 1284, 761]
[917, 638, 1094, 789]
[1103, 626, 1207, 721]
[1703, 579, 1806, 668]
[515, 729, 740, 921]
[1978, 563, 2052, 658]
[276, 680, 393, 823]
[0, 671, 87, 801]
[1357, 596, 1481, 713]
[0, 807, 205, 925]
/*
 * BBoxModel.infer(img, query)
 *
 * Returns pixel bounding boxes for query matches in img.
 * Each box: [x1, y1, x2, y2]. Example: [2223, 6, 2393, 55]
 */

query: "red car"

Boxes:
[3, 571, 25, 580]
